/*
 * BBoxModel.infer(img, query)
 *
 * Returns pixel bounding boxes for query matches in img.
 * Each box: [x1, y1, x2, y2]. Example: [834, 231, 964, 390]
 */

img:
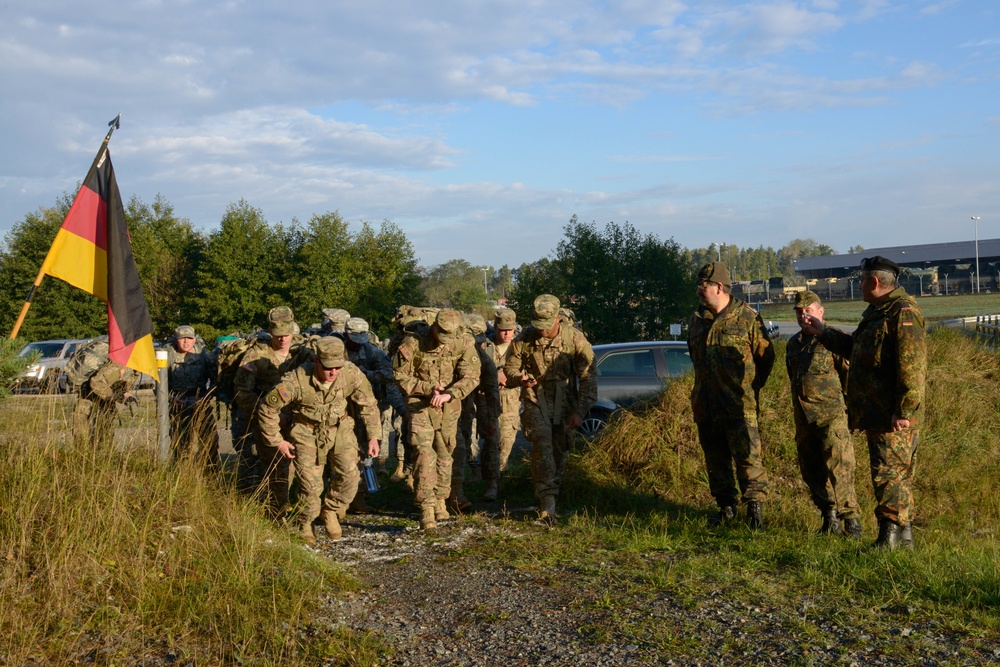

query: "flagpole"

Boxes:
[7, 114, 122, 340]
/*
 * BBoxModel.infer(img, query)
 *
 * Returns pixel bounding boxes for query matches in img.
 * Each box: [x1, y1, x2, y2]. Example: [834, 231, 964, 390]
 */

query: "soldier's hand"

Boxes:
[800, 313, 826, 336]
[278, 440, 296, 459]
[430, 392, 452, 408]
[367, 438, 380, 458]
[891, 414, 911, 432]
[523, 375, 538, 388]
[566, 413, 583, 430]
[497, 370, 507, 387]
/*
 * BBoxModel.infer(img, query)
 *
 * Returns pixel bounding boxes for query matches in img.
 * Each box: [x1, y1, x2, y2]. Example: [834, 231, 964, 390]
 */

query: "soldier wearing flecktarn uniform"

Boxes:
[257, 336, 380, 544]
[504, 294, 597, 521]
[393, 309, 481, 530]
[233, 306, 314, 518]
[167, 325, 219, 469]
[689, 262, 775, 530]
[802, 256, 927, 550]
[786, 291, 861, 538]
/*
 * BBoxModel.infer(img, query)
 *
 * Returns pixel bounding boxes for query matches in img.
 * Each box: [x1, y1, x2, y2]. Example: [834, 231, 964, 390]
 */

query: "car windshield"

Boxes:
[18, 342, 65, 359]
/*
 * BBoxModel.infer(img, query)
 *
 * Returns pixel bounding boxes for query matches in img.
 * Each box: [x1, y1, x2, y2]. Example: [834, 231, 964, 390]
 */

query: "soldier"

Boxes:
[73, 359, 138, 448]
[256, 336, 381, 544]
[786, 291, 861, 537]
[800, 256, 927, 549]
[450, 313, 501, 510]
[167, 325, 219, 468]
[490, 308, 522, 496]
[343, 316, 407, 513]
[689, 262, 775, 530]
[393, 309, 481, 529]
[322, 308, 351, 337]
[504, 295, 597, 521]
[233, 306, 314, 518]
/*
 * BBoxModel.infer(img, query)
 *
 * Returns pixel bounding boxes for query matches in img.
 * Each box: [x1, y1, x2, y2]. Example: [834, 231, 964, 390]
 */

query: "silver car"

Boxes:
[14, 338, 92, 393]
[582, 340, 693, 436]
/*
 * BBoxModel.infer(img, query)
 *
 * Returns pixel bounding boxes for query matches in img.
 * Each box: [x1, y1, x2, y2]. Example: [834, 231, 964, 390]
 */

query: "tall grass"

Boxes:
[0, 395, 377, 665]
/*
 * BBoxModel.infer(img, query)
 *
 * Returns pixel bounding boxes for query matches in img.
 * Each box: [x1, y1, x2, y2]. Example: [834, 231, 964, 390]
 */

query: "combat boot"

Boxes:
[874, 518, 901, 550]
[389, 460, 406, 483]
[746, 501, 764, 531]
[482, 479, 499, 502]
[900, 522, 914, 550]
[419, 503, 437, 530]
[538, 495, 558, 522]
[447, 489, 473, 514]
[708, 505, 736, 527]
[818, 510, 842, 535]
[843, 517, 863, 539]
[435, 497, 451, 522]
[320, 509, 342, 541]
[347, 492, 372, 515]
[299, 521, 317, 545]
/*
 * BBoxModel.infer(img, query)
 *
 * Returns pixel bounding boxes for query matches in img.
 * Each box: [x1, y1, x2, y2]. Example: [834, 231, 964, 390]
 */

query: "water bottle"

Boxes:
[361, 457, 380, 493]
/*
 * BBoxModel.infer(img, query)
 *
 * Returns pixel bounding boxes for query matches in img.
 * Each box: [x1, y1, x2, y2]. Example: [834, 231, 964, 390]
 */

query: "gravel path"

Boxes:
[309, 508, 998, 667]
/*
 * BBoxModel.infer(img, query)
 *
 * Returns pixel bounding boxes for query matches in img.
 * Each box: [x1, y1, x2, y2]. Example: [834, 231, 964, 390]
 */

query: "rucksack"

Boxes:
[215, 333, 268, 404]
[64, 336, 110, 390]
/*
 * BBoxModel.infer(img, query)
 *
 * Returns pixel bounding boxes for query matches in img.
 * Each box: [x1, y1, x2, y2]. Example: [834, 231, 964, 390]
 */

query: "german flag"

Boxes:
[38, 140, 157, 378]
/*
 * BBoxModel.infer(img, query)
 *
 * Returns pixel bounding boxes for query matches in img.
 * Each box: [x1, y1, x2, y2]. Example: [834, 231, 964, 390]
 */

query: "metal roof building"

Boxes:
[793, 239, 1000, 279]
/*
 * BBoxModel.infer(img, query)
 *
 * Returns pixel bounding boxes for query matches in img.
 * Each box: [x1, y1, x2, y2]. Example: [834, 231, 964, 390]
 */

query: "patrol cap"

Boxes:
[268, 306, 295, 336]
[345, 317, 370, 345]
[697, 261, 731, 286]
[315, 336, 347, 368]
[466, 313, 488, 336]
[435, 309, 463, 340]
[494, 308, 517, 331]
[793, 290, 822, 309]
[322, 308, 351, 332]
[859, 255, 900, 276]
[173, 325, 196, 339]
[392, 305, 412, 325]
[531, 294, 560, 330]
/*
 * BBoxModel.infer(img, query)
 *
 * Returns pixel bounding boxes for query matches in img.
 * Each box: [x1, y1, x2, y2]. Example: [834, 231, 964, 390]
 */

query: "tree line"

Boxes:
[1, 193, 841, 346]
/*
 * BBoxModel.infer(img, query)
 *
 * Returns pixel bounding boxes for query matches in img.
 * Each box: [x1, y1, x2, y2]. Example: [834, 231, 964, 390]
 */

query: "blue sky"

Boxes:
[1, 1, 998, 269]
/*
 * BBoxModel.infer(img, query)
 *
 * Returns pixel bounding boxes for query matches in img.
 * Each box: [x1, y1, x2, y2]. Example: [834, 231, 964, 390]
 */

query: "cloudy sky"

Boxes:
[1, 1, 998, 268]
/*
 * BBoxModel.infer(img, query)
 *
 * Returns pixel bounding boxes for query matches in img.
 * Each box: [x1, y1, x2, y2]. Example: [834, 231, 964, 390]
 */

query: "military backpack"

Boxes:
[64, 336, 110, 390]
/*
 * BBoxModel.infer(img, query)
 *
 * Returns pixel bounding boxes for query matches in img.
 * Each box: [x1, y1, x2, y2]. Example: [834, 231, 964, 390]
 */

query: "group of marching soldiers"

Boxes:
[154, 294, 597, 543]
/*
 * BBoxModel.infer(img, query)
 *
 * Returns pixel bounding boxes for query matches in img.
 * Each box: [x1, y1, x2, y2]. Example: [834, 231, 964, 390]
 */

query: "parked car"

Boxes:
[14, 339, 92, 393]
[581, 340, 693, 436]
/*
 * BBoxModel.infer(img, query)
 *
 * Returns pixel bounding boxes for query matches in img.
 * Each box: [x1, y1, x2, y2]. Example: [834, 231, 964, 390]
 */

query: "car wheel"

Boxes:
[580, 410, 610, 437]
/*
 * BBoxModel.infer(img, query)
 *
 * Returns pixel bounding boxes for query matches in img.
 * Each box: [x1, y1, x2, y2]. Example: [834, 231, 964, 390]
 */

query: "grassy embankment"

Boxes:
[759, 292, 1000, 324]
[462, 327, 1000, 663]
[0, 396, 384, 665]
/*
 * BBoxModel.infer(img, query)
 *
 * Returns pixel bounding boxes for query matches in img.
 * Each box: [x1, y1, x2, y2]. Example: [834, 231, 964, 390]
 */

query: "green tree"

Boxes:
[345, 221, 423, 336]
[420, 259, 489, 312]
[286, 212, 354, 327]
[192, 200, 291, 333]
[0, 199, 106, 340]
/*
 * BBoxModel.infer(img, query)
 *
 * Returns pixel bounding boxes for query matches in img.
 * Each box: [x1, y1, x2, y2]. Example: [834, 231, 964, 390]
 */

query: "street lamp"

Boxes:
[482, 268, 488, 296]
[973, 216, 981, 294]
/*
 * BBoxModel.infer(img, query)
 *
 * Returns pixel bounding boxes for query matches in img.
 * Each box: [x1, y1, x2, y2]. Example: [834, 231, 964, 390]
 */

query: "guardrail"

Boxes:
[973, 315, 1000, 346]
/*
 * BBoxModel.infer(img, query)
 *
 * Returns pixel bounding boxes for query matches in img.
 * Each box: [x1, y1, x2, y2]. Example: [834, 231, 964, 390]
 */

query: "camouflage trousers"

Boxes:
[72, 396, 118, 448]
[477, 417, 502, 483]
[255, 428, 292, 519]
[411, 403, 461, 507]
[795, 413, 859, 519]
[696, 417, 769, 507]
[290, 420, 360, 525]
[169, 396, 220, 469]
[497, 412, 520, 473]
[229, 404, 258, 493]
[866, 428, 920, 526]
[521, 402, 575, 499]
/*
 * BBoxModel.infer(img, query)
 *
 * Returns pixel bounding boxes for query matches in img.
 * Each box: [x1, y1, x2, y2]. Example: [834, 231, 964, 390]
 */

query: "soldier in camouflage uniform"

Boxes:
[504, 295, 597, 521]
[256, 336, 381, 544]
[449, 313, 502, 510]
[167, 325, 219, 468]
[801, 256, 927, 549]
[393, 309, 481, 529]
[689, 262, 775, 530]
[786, 292, 861, 537]
[73, 359, 138, 448]
[491, 308, 521, 489]
[322, 308, 351, 337]
[234, 306, 314, 518]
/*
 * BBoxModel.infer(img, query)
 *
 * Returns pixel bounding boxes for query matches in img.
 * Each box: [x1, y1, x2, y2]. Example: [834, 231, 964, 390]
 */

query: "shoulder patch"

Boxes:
[399, 346, 411, 361]
[240, 362, 257, 373]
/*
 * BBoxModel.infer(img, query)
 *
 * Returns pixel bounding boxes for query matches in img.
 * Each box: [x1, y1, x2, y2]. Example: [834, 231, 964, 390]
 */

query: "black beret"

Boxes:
[859, 255, 900, 276]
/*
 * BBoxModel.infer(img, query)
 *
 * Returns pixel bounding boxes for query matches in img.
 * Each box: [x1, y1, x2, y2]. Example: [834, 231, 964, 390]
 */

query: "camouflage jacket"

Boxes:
[86, 361, 138, 402]
[688, 297, 775, 422]
[347, 341, 406, 414]
[233, 342, 314, 416]
[504, 323, 597, 424]
[491, 339, 521, 417]
[820, 287, 926, 431]
[167, 347, 215, 397]
[392, 331, 481, 413]
[256, 361, 381, 447]
[785, 330, 849, 426]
